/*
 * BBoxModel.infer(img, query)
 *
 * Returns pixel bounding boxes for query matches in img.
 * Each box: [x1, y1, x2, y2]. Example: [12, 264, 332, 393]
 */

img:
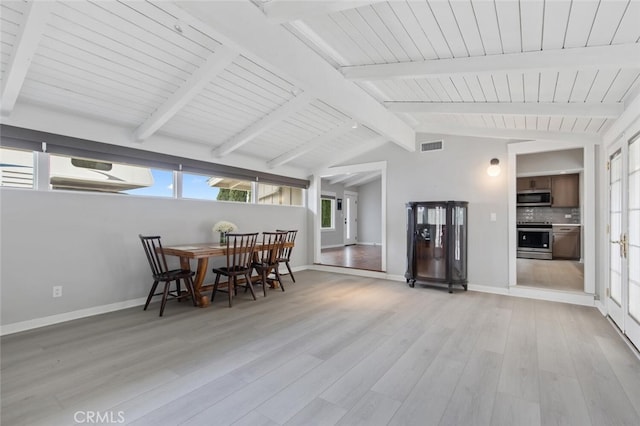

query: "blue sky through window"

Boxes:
[123, 170, 222, 199]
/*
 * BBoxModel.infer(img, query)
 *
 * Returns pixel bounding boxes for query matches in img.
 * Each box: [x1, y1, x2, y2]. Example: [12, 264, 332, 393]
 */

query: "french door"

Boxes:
[344, 191, 358, 245]
[608, 132, 640, 349]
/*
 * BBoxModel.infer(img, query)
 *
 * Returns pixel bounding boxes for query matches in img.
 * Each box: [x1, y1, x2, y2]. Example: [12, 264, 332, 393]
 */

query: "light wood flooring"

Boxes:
[2, 270, 639, 426]
[517, 258, 585, 292]
[320, 245, 383, 271]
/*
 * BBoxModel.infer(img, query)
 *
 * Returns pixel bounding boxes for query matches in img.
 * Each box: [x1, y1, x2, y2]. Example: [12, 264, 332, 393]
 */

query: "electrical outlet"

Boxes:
[53, 286, 62, 298]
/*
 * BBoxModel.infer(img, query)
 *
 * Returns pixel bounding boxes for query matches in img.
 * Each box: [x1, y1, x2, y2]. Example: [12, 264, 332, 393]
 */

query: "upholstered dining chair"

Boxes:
[211, 232, 259, 307]
[275, 229, 298, 283]
[139, 235, 197, 316]
[252, 231, 287, 296]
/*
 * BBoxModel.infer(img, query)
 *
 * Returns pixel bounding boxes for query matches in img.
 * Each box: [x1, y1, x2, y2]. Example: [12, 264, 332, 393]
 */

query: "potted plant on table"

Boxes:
[212, 221, 237, 244]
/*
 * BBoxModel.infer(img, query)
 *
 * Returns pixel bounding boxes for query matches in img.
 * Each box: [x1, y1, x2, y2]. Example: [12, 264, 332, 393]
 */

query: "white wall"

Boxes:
[516, 148, 584, 175]
[357, 178, 382, 245]
[0, 189, 307, 326]
[343, 134, 509, 286]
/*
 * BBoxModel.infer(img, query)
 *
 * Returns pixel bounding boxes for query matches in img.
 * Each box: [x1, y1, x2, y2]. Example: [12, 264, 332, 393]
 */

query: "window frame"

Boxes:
[320, 195, 336, 230]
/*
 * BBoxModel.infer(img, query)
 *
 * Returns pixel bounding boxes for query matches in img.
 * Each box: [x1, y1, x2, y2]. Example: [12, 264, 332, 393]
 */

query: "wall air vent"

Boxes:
[420, 140, 443, 153]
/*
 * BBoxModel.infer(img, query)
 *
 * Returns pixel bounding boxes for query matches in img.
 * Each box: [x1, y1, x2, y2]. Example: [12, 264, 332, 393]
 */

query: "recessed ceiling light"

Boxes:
[351, 121, 358, 129]
[174, 22, 183, 33]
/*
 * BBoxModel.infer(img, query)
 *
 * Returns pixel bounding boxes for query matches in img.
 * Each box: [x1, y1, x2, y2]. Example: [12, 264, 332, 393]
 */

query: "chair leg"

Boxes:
[176, 279, 182, 301]
[274, 266, 285, 292]
[245, 274, 257, 300]
[261, 268, 267, 297]
[228, 276, 233, 308]
[144, 280, 159, 310]
[285, 261, 295, 283]
[186, 277, 197, 306]
[211, 274, 221, 302]
[159, 281, 171, 316]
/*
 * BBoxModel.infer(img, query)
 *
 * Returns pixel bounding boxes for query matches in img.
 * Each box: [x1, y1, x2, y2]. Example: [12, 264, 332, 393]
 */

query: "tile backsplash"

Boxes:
[517, 207, 581, 224]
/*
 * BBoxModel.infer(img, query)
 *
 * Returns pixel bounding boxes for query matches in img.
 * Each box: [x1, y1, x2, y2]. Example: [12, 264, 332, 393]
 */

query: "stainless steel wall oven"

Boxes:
[517, 223, 552, 260]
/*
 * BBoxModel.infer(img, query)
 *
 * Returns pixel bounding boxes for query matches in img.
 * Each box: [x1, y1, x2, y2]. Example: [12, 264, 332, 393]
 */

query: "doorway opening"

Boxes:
[508, 141, 595, 298]
[313, 162, 386, 272]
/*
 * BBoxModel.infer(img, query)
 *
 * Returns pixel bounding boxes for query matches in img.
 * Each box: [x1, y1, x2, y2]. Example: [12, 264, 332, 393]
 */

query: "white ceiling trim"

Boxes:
[212, 92, 313, 158]
[320, 135, 387, 169]
[328, 173, 357, 185]
[133, 47, 237, 142]
[342, 44, 640, 81]
[267, 121, 353, 169]
[261, 1, 383, 24]
[417, 124, 602, 144]
[343, 170, 381, 187]
[176, 1, 415, 152]
[1, 1, 53, 116]
[385, 102, 623, 118]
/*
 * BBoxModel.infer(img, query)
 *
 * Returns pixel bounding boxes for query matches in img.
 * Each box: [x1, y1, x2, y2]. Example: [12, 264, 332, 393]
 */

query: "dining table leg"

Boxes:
[181, 256, 210, 307]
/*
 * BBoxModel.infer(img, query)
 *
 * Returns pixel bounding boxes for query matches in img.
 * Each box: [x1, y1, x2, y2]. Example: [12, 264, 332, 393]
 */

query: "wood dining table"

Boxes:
[161, 241, 293, 307]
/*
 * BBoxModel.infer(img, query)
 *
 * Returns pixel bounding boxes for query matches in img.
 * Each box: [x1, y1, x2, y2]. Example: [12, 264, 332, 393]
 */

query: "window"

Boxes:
[321, 197, 335, 229]
[0, 147, 34, 189]
[182, 173, 250, 202]
[257, 183, 304, 206]
[48, 153, 172, 196]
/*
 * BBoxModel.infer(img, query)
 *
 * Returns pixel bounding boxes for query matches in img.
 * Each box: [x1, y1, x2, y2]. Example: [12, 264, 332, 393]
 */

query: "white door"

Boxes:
[344, 191, 358, 245]
[608, 133, 640, 349]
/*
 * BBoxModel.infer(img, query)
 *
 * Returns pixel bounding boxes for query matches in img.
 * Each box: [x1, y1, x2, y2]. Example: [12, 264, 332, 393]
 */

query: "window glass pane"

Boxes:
[49, 153, 165, 195]
[0, 147, 34, 189]
[123, 169, 174, 197]
[257, 183, 304, 206]
[321, 198, 334, 228]
[183, 173, 250, 202]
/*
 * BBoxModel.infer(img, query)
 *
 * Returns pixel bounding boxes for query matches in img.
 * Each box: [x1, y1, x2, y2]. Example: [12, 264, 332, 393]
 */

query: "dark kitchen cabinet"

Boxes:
[517, 176, 551, 191]
[405, 201, 468, 293]
[551, 174, 579, 207]
[552, 225, 580, 259]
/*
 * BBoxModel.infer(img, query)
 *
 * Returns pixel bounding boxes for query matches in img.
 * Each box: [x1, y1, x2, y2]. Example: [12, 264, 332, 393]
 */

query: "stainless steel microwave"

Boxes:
[516, 190, 552, 207]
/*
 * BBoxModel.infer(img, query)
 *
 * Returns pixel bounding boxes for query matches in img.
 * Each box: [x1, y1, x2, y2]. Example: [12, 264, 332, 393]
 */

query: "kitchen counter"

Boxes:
[552, 223, 581, 227]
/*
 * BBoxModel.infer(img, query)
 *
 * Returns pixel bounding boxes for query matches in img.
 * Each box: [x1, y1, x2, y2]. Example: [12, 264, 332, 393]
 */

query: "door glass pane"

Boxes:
[612, 271, 622, 305]
[630, 137, 639, 172]
[629, 138, 640, 322]
[610, 151, 622, 304]
[346, 198, 351, 239]
[629, 170, 639, 210]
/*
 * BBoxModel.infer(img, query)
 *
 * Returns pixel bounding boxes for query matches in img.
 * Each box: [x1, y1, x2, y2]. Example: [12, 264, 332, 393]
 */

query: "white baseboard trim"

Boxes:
[308, 264, 388, 279]
[321, 244, 344, 249]
[357, 242, 382, 246]
[0, 297, 147, 336]
[508, 286, 595, 306]
[468, 284, 510, 296]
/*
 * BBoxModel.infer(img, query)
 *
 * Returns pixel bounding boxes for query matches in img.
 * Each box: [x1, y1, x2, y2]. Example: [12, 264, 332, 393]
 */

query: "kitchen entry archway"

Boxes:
[508, 141, 596, 299]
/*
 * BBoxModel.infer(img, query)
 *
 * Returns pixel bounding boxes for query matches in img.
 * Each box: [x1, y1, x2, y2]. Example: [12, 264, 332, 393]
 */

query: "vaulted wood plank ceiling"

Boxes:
[1, 0, 639, 183]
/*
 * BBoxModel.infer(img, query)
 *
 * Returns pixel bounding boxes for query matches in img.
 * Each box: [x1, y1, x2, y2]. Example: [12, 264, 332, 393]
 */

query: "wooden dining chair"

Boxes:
[275, 229, 298, 283]
[139, 235, 197, 316]
[252, 231, 287, 296]
[211, 232, 259, 307]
